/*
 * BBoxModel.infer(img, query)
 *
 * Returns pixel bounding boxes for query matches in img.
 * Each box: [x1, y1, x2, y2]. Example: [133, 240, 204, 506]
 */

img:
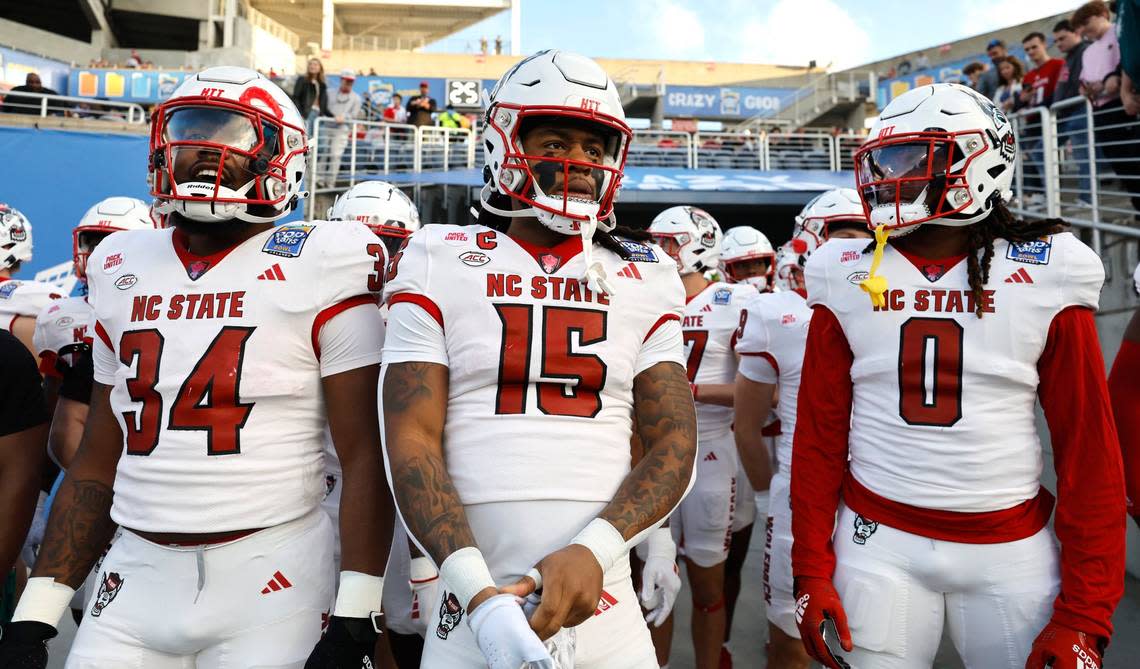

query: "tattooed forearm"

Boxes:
[32, 478, 117, 588]
[601, 361, 697, 541]
[383, 361, 478, 564]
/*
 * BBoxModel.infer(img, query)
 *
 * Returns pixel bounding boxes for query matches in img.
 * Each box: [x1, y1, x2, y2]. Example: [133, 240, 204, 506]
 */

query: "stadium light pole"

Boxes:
[511, 0, 521, 55]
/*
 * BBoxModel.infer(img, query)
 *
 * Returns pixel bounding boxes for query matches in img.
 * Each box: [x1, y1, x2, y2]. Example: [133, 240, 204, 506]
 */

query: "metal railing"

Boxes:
[766, 132, 835, 171]
[693, 132, 763, 170]
[627, 130, 693, 168]
[308, 117, 475, 218]
[1010, 95, 1140, 253]
[0, 91, 147, 124]
[833, 133, 865, 171]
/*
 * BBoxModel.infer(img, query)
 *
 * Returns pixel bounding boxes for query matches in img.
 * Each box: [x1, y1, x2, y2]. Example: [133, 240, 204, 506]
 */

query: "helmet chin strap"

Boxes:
[580, 214, 615, 297]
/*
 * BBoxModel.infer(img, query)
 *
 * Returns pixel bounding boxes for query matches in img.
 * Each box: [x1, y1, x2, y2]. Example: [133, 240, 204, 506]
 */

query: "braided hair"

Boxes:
[962, 202, 1068, 318]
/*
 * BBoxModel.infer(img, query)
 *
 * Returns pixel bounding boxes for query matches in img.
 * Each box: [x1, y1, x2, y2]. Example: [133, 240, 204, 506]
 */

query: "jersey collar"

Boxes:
[506, 233, 584, 275]
[892, 245, 968, 284]
[171, 228, 252, 281]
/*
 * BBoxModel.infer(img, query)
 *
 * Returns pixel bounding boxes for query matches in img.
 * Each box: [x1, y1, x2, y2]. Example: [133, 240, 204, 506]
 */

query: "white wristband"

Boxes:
[11, 577, 75, 627]
[332, 571, 384, 618]
[644, 526, 676, 561]
[570, 518, 627, 575]
[409, 556, 439, 584]
[439, 546, 495, 611]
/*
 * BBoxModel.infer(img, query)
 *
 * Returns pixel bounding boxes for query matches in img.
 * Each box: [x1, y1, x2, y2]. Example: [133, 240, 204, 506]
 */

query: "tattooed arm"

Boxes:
[381, 361, 497, 610]
[31, 383, 121, 588]
[601, 360, 697, 538]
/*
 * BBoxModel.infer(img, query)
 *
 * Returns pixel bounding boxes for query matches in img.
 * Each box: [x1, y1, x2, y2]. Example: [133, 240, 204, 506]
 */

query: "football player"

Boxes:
[0, 67, 394, 669]
[0, 204, 63, 355]
[733, 190, 871, 669]
[716, 223, 777, 663]
[648, 206, 754, 669]
[35, 196, 165, 468]
[326, 179, 437, 669]
[381, 49, 697, 668]
[791, 83, 1125, 669]
[1108, 261, 1140, 530]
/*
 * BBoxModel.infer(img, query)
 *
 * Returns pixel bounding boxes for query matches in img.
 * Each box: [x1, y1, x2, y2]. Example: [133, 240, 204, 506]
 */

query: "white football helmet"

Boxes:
[150, 66, 308, 224]
[479, 49, 631, 237]
[720, 226, 775, 290]
[74, 197, 165, 282]
[857, 83, 1015, 234]
[327, 181, 421, 255]
[0, 203, 32, 271]
[795, 188, 868, 245]
[648, 206, 723, 276]
[773, 237, 821, 296]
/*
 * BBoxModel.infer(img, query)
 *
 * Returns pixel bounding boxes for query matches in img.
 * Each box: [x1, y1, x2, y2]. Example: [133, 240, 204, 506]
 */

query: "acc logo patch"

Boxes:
[114, 274, 138, 290]
[0, 282, 19, 299]
[713, 288, 732, 305]
[1006, 238, 1051, 265]
[459, 251, 490, 267]
[846, 270, 869, 284]
[619, 240, 659, 263]
[262, 225, 315, 258]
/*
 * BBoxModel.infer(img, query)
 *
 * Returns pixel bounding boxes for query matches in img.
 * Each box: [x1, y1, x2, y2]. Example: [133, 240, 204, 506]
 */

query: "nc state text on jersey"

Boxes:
[872, 288, 996, 314]
[486, 273, 611, 305]
[130, 291, 247, 322]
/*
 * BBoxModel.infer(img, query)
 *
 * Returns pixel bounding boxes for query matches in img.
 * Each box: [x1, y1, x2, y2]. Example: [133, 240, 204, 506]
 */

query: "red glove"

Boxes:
[1025, 620, 1104, 669]
[793, 576, 853, 669]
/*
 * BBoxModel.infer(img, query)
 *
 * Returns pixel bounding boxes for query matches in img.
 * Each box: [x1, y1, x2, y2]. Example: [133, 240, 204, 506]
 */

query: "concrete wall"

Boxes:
[0, 19, 101, 67]
[312, 50, 819, 87]
[110, 0, 211, 21]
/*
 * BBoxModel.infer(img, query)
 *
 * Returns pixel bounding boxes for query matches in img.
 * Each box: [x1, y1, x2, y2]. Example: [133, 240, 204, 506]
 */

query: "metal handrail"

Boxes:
[0, 90, 147, 124]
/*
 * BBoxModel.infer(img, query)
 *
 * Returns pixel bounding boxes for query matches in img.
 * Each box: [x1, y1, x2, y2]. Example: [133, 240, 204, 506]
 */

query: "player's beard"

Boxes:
[169, 211, 258, 237]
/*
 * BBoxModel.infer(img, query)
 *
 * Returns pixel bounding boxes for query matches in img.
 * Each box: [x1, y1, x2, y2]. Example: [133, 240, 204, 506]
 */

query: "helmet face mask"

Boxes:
[480, 50, 631, 237]
[0, 204, 32, 272]
[857, 84, 1016, 234]
[649, 206, 723, 276]
[720, 225, 775, 290]
[150, 68, 308, 225]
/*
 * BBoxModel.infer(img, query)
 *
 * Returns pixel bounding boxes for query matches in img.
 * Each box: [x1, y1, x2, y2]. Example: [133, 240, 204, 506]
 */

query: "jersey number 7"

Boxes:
[119, 327, 256, 456]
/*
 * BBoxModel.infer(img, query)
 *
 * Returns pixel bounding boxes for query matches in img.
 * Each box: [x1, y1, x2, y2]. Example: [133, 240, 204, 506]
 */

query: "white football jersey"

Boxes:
[33, 296, 94, 373]
[0, 278, 64, 329]
[806, 233, 1103, 512]
[682, 282, 753, 437]
[382, 224, 685, 506]
[735, 290, 812, 472]
[88, 223, 385, 532]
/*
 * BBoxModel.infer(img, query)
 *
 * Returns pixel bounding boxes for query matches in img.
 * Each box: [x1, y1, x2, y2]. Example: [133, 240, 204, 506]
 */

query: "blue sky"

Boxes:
[425, 0, 1079, 69]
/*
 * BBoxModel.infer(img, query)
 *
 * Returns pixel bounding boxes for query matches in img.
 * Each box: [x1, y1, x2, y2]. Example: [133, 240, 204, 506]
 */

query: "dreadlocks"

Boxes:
[473, 198, 653, 261]
[965, 202, 1068, 318]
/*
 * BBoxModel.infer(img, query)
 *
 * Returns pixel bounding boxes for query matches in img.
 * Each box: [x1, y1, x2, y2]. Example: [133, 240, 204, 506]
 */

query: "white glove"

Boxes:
[637, 527, 681, 627]
[521, 593, 576, 669]
[468, 594, 554, 669]
[408, 557, 440, 637]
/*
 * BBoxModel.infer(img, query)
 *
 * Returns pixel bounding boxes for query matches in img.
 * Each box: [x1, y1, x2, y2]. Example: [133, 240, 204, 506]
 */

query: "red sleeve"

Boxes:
[790, 305, 853, 580]
[1108, 338, 1140, 519]
[1037, 306, 1127, 641]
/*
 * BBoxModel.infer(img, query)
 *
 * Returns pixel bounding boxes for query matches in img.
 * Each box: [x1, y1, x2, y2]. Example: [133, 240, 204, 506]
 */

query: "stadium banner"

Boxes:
[325, 75, 498, 111]
[662, 85, 798, 119]
[380, 167, 854, 192]
[876, 46, 1029, 108]
[0, 47, 70, 93]
[67, 68, 191, 103]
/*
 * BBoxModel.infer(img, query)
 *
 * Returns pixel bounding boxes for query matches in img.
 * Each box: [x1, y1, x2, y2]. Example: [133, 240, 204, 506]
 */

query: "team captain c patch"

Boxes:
[1006, 238, 1051, 265]
[262, 225, 315, 258]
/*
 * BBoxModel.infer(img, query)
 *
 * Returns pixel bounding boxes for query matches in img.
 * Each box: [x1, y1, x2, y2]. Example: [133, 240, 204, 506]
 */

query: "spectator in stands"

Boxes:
[977, 39, 1008, 99]
[992, 56, 1025, 113]
[321, 70, 363, 187]
[963, 61, 987, 90]
[126, 49, 141, 68]
[1117, 0, 1138, 115]
[1019, 32, 1065, 109]
[437, 104, 465, 129]
[1074, 0, 1140, 214]
[915, 51, 931, 70]
[383, 93, 408, 123]
[1053, 19, 1093, 199]
[406, 81, 437, 127]
[291, 57, 330, 136]
[1, 73, 60, 115]
[368, 67, 377, 76]
[495, 35, 503, 55]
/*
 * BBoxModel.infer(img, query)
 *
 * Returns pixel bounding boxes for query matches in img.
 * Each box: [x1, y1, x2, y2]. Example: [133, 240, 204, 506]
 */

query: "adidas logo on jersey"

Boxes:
[616, 263, 642, 280]
[260, 570, 293, 594]
[703, 451, 718, 461]
[1004, 267, 1033, 284]
[257, 263, 286, 281]
[700, 304, 713, 312]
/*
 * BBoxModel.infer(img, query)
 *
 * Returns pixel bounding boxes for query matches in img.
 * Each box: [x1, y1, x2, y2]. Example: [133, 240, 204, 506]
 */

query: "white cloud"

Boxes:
[732, 0, 872, 70]
[645, 1, 707, 59]
[956, 0, 1080, 34]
